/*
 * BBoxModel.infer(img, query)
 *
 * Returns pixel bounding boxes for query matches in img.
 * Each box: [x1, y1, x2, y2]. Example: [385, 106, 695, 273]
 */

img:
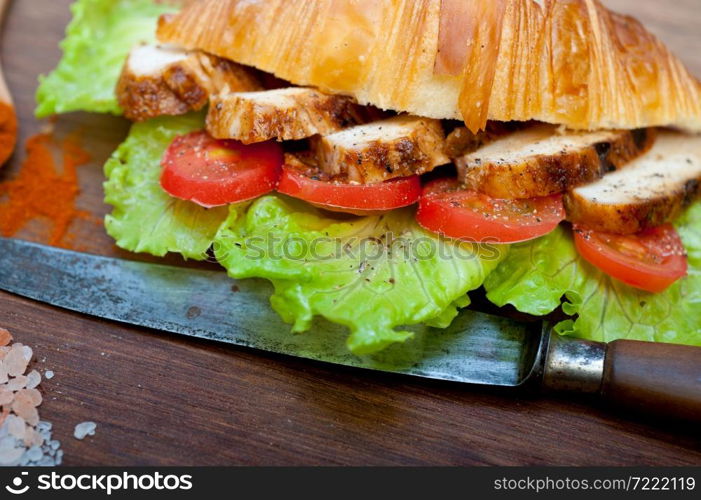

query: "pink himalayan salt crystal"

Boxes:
[0, 327, 60, 465]
[15, 389, 41, 408]
[12, 398, 39, 426]
[0, 328, 12, 347]
[23, 426, 43, 448]
[6, 414, 25, 440]
[4, 344, 29, 377]
[0, 446, 24, 466]
[23, 409, 39, 427]
[6, 375, 28, 391]
[0, 388, 13, 406]
[26, 370, 41, 390]
[73, 422, 97, 440]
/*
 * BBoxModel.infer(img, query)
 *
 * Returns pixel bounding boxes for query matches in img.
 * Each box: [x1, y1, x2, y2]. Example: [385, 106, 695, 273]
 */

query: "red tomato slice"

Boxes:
[161, 131, 283, 207]
[574, 224, 687, 293]
[416, 179, 565, 243]
[277, 164, 422, 215]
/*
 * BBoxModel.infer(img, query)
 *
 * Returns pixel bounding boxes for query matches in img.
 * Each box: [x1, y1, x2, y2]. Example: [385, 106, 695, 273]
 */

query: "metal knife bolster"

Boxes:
[540, 332, 606, 395]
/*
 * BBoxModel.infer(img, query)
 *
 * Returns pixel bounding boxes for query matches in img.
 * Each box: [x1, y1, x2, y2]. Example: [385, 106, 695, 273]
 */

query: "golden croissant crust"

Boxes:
[157, 0, 701, 133]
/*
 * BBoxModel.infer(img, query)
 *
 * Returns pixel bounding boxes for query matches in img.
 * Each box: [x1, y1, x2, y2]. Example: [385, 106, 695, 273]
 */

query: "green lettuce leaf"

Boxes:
[104, 113, 229, 259]
[485, 204, 701, 346]
[36, 0, 178, 117]
[214, 196, 508, 354]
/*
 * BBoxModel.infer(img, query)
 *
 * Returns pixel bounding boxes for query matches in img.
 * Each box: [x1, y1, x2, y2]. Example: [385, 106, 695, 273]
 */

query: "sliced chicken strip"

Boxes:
[117, 44, 261, 122]
[565, 131, 701, 234]
[444, 122, 527, 159]
[455, 125, 655, 199]
[312, 115, 450, 184]
[207, 88, 362, 144]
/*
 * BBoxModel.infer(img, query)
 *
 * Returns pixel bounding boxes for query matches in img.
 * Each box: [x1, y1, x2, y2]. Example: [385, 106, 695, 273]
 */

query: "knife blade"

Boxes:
[2, 237, 700, 422]
[0, 237, 545, 387]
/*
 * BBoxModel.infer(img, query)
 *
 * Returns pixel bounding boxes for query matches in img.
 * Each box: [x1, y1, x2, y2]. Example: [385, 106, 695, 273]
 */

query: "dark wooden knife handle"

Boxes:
[601, 340, 701, 421]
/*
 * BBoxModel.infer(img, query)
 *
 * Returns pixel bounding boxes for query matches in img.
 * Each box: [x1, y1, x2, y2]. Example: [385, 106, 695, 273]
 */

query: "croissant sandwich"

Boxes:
[37, 0, 701, 354]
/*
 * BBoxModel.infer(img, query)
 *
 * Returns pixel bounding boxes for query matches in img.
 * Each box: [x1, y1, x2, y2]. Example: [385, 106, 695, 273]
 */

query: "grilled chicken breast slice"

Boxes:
[312, 115, 450, 184]
[565, 131, 701, 234]
[117, 44, 260, 122]
[206, 88, 362, 144]
[455, 125, 655, 199]
[444, 123, 527, 159]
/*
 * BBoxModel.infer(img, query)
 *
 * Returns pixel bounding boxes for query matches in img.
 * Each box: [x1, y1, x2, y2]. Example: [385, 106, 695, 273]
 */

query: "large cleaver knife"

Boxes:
[1, 237, 699, 421]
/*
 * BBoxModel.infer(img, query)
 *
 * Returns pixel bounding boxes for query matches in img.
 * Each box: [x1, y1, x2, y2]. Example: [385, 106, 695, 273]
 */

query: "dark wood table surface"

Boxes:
[0, 0, 699, 466]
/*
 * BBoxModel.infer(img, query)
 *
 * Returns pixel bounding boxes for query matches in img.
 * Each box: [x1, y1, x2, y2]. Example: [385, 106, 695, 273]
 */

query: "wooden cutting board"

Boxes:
[0, 0, 699, 466]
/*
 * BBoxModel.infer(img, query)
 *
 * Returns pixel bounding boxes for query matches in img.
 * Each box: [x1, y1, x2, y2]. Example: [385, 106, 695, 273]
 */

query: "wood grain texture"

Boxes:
[0, 0, 700, 465]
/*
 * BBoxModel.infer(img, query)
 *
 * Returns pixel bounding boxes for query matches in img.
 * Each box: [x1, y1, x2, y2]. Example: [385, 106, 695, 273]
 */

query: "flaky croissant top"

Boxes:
[157, 0, 701, 133]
